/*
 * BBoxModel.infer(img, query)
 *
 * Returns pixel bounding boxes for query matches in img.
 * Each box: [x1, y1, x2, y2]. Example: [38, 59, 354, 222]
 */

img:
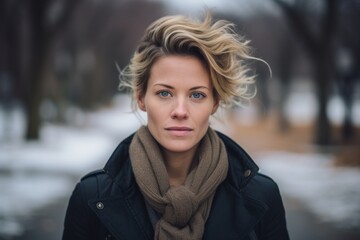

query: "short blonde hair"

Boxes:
[119, 13, 261, 109]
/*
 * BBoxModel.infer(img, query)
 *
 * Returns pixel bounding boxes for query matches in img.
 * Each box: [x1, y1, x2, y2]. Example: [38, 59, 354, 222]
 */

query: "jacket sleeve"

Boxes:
[62, 182, 95, 240]
[255, 174, 290, 240]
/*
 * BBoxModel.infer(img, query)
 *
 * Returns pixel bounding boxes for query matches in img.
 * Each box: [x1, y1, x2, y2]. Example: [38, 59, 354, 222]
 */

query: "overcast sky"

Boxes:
[149, 0, 279, 17]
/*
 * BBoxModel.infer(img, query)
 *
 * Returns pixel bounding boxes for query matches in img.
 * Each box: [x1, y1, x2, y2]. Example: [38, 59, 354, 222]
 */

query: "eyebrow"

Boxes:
[153, 83, 210, 90]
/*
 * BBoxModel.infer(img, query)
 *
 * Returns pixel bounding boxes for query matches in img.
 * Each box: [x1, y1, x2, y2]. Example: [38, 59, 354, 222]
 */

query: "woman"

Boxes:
[63, 14, 289, 240]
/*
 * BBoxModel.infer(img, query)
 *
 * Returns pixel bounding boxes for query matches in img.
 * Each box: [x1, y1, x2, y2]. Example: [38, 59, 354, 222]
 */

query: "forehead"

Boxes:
[148, 55, 211, 87]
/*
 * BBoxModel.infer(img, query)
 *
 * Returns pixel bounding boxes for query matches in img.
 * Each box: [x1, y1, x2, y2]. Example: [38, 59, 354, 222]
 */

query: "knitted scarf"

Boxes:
[129, 126, 228, 240]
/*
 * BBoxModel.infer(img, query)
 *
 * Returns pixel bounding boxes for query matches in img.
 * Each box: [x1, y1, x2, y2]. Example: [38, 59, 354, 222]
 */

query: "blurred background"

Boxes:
[0, 0, 359, 239]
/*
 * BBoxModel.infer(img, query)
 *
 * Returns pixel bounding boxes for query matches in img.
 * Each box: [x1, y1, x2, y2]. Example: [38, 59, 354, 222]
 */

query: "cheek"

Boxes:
[144, 99, 165, 124]
[147, 109, 159, 123]
[192, 109, 212, 129]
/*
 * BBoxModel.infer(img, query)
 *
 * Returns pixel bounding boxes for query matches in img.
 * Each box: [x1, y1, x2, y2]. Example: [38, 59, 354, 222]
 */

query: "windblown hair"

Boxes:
[119, 13, 264, 109]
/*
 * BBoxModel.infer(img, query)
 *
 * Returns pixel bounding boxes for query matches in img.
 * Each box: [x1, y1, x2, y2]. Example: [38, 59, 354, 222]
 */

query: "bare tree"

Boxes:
[53, 0, 166, 110]
[1, 0, 81, 140]
[336, 0, 360, 141]
[25, 0, 81, 139]
[272, 0, 339, 145]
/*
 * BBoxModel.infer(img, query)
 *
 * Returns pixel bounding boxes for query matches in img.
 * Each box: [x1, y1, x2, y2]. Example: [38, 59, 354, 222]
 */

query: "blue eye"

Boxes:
[158, 91, 171, 97]
[191, 92, 205, 99]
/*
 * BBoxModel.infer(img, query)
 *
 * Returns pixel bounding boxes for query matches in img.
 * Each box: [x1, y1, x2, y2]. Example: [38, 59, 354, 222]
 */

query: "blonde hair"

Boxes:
[119, 13, 264, 109]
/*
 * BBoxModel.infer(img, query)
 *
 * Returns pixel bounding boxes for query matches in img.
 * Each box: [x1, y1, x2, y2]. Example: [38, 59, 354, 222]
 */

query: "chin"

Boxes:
[162, 141, 196, 153]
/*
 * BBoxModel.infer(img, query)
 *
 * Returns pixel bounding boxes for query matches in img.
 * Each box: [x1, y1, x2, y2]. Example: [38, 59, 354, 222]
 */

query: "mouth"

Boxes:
[164, 126, 193, 136]
[165, 127, 193, 131]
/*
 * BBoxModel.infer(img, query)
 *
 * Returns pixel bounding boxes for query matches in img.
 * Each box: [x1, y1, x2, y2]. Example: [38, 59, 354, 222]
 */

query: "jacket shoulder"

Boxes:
[75, 170, 105, 201]
[243, 172, 289, 239]
[64, 170, 109, 239]
[245, 172, 281, 202]
[81, 169, 106, 181]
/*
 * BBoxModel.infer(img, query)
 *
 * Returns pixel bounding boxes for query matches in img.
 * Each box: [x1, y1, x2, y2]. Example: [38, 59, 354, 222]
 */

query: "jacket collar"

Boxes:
[89, 134, 156, 240]
[204, 132, 265, 239]
[216, 131, 259, 190]
[104, 133, 134, 190]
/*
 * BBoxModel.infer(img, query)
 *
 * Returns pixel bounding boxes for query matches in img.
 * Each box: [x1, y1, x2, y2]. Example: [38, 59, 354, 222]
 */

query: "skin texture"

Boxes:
[137, 55, 219, 185]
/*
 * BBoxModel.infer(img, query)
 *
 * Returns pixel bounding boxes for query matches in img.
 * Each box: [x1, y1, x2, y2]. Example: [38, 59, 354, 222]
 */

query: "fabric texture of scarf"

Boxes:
[129, 126, 228, 240]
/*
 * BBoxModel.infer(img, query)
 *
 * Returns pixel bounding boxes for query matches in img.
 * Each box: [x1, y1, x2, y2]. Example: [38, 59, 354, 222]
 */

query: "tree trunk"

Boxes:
[314, 55, 332, 145]
[24, 0, 80, 140]
[25, 59, 46, 139]
[272, 0, 338, 146]
[277, 36, 294, 132]
[24, 1, 46, 140]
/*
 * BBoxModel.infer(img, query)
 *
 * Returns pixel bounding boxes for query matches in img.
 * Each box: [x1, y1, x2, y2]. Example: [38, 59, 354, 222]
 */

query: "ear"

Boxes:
[136, 91, 146, 112]
[211, 97, 220, 115]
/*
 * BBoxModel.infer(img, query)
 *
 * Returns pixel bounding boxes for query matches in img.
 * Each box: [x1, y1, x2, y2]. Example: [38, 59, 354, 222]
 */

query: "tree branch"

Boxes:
[321, 0, 338, 41]
[272, 0, 319, 54]
[47, 0, 82, 42]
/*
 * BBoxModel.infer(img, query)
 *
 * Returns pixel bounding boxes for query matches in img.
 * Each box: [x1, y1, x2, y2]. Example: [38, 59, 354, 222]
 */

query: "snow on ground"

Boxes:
[0, 126, 116, 175]
[0, 125, 119, 236]
[0, 92, 359, 237]
[257, 152, 360, 229]
[0, 94, 143, 237]
[0, 174, 73, 236]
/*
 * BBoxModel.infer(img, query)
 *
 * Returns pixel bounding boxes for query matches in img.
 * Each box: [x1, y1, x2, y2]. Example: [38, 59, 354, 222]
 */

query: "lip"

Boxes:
[165, 126, 193, 131]
[165, 126, 193, 136]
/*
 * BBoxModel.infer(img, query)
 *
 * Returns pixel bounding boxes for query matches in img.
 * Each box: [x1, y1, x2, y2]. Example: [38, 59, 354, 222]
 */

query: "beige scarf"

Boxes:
[129, 126, 228, 240]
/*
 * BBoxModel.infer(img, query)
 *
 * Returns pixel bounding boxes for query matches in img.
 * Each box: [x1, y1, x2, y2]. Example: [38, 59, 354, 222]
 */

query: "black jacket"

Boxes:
[63, 132, 290, 240]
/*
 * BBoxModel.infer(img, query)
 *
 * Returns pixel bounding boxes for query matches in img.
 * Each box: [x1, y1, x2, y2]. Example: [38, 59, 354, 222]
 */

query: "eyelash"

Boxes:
[157, 90, 172, 98]
[190, 92, 206, 99]
[156, 90, 206, 100]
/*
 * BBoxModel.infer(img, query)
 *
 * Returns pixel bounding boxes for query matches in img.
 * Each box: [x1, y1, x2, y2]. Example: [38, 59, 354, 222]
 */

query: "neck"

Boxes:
[162, 146, 198, 187]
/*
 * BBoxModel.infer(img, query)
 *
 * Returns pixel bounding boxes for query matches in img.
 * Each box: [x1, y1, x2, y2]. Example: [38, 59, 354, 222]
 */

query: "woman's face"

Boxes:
[138, 55, 219, 155]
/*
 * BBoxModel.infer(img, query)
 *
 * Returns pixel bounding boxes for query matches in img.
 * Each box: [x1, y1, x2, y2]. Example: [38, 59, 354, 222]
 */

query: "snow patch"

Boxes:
[257, 151, 360, 229]
[0, 174, 73, 236]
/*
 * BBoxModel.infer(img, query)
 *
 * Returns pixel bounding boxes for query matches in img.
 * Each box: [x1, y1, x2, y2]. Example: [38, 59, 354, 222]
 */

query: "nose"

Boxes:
[170, 97, 188, 119]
